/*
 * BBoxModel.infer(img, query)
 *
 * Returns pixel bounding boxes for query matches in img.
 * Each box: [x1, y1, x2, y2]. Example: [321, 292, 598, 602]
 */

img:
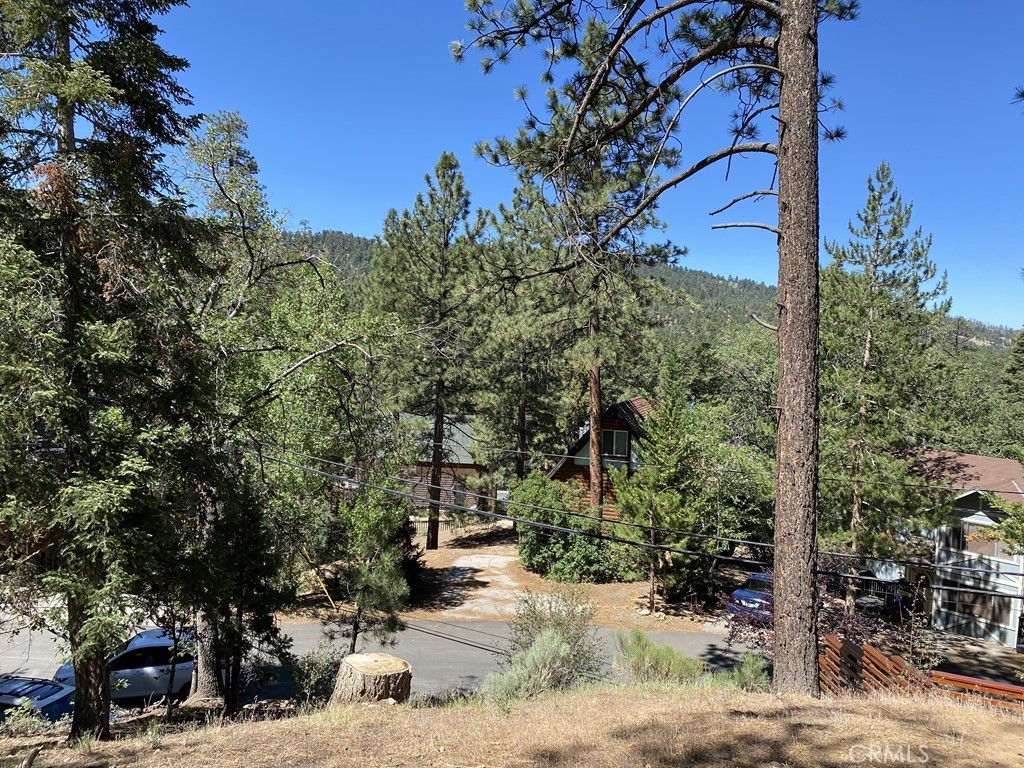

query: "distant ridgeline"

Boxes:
[293, 230, 1017, 349]
[648, 264, 777, 344]
[287, 229, 376, 277]
[651, 263, 1017, 352]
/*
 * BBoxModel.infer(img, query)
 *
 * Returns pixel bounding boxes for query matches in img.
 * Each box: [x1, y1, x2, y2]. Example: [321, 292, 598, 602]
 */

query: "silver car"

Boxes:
[53, 628, 194, 703]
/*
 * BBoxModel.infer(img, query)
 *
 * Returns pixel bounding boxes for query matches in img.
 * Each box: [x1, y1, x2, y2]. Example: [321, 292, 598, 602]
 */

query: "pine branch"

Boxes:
[598, 141, 777, 249]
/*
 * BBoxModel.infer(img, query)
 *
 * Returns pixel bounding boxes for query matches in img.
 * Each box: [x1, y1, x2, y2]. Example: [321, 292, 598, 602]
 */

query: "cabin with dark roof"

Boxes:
[547, 395, 653, 520]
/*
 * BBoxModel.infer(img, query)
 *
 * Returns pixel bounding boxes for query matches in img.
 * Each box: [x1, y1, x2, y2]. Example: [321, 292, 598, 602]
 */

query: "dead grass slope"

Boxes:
[3, 686, 1023, 768]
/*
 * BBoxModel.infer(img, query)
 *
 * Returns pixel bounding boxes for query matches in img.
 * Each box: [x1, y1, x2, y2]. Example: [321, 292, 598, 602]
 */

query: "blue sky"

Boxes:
[160, 3, 1024, 329]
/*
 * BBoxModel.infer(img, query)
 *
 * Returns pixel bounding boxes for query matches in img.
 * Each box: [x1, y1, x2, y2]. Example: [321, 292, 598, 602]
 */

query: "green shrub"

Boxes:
[615, 628, 706, 683]
[0, 700, 62, 736]
[289, 642, 345, 706]
[723, 652, 770, 692]
[508, 587, 604, 685]
[481, 629, 573, 706]
[511, 472, 638, 583]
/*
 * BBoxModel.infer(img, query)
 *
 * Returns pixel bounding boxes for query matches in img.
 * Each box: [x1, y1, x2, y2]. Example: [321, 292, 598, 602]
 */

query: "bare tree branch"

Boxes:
[709, 189, 778, 215]
[598, 141, 777, 249]
[711, 221, 780, 235]
[563, 35, 779, 163]
[751, 312, 779, 332]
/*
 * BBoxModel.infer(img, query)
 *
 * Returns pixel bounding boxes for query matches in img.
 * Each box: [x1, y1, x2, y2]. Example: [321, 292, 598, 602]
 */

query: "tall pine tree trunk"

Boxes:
[515, 351, 528, 480]
[55, 14, 114, 739]
[588, 312, 604, 514]
[188, 489, 223, 702]
[67, 596, 110, 740]
[847, 296, 875, 612]
[772, 0, 821, 696]
[426, 382, 445, 550]
[188, 610, 222, 701]
[223, 606, 244, 716]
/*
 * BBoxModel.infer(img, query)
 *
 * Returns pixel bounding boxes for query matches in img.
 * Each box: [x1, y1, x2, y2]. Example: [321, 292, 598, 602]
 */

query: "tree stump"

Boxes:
[329, 653, 411, 705]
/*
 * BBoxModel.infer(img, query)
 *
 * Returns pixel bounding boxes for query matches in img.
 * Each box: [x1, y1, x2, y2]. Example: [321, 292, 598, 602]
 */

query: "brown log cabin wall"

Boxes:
[549, 413, 638, 522]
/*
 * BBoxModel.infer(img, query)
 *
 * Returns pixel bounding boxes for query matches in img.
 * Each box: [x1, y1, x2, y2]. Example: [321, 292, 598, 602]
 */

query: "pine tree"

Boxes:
[614, 353, 773, 611]
[461, 0, 858, 693]
[819, 163, 951, 593]
[366, 153, 487, 549]
[998, 331, 1024, 456]
[0, 0, 205, 738]
[471, 185, 575, 482]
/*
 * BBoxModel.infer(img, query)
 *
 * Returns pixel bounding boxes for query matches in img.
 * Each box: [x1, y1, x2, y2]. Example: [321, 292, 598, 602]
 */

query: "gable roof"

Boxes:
[547, 395, 653, 478]
[911, 450, 1024, 506]
[611, 395, 654, 442]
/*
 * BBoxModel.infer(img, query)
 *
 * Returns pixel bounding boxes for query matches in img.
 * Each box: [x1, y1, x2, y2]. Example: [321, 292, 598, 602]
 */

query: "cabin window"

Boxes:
[962, 522, 999, 557]
[602, 430, 628, 458]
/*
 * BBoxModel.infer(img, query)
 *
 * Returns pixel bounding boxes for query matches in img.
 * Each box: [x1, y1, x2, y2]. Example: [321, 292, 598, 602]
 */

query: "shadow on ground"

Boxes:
[521, 705, 1004, 768]
[445, 525, 518, 549]
[409, 565, 487, 611]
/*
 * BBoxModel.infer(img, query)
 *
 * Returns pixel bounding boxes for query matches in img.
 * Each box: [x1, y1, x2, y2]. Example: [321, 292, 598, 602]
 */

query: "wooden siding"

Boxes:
[549, 412, 642, 522]
[406, 462, 482, 508]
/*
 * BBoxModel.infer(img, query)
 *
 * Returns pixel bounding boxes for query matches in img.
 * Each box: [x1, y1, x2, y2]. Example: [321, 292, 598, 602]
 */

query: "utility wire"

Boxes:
[402, 621, 507, 656]
[256, 450, 772, 569]
[261, 442, 1024, 580]
[254, 450, 1024, 602]
[264, 422, 1024, 498]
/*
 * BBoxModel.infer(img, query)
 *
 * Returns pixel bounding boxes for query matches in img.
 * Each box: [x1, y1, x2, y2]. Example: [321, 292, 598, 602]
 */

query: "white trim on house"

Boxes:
[930, 496, 1024, 650]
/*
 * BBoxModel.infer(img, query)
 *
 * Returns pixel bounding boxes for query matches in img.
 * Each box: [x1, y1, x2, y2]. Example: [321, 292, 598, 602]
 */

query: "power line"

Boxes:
[262, 421, 1024, 498]
[254, 450, 1024, 602]
[254, 450, 772, 569]
[402, 621, 506, 656]
[261, 441, 767, 547]
[260, 442, 1024, 580]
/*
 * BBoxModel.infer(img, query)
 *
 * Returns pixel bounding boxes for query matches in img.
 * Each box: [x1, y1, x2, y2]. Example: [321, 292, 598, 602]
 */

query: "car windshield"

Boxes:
[743, 578, 772, 594]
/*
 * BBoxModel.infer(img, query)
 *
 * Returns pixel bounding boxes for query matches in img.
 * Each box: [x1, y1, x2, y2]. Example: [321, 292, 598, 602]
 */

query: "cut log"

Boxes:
[329, 653, 411, 705]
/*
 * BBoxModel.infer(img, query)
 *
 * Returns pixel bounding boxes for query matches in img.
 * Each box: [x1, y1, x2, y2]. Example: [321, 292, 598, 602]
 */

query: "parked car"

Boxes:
[727, 572, 774, 623]
[0, 676, 75, 722]
[53, 628, 194, 704]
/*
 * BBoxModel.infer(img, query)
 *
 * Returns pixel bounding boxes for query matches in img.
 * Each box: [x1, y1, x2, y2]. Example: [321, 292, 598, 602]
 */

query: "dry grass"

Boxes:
[3, 686, 1023, 768]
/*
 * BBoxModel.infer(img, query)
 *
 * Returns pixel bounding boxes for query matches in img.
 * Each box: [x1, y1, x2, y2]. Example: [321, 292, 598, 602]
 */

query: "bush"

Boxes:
[481, 629, 574, 706]
[723, 653, 770, 692]
[508, 587, 604, 685]
[511, 472, 638, 583]
[615, 628, 706, 683]
[289, 642, 345, 706]
[0, 700, 64, 736]
[616, 629, 771, 692]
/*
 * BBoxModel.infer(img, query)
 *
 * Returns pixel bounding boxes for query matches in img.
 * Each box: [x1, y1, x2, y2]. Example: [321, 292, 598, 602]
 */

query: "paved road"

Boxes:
[2, 619, 749, 699]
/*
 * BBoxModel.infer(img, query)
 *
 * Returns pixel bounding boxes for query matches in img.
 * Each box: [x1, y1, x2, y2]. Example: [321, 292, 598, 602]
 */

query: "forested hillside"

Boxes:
[291, 229, 376, 276]
[306, 229, 1016, 348]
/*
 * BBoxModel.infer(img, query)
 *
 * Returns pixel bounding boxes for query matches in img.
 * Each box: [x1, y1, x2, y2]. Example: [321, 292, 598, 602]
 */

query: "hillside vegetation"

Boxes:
[307, 229, 1016, 348]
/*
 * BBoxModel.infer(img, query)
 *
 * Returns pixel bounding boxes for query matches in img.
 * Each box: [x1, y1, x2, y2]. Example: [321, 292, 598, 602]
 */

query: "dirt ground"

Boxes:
[401, 521, 710, 633]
